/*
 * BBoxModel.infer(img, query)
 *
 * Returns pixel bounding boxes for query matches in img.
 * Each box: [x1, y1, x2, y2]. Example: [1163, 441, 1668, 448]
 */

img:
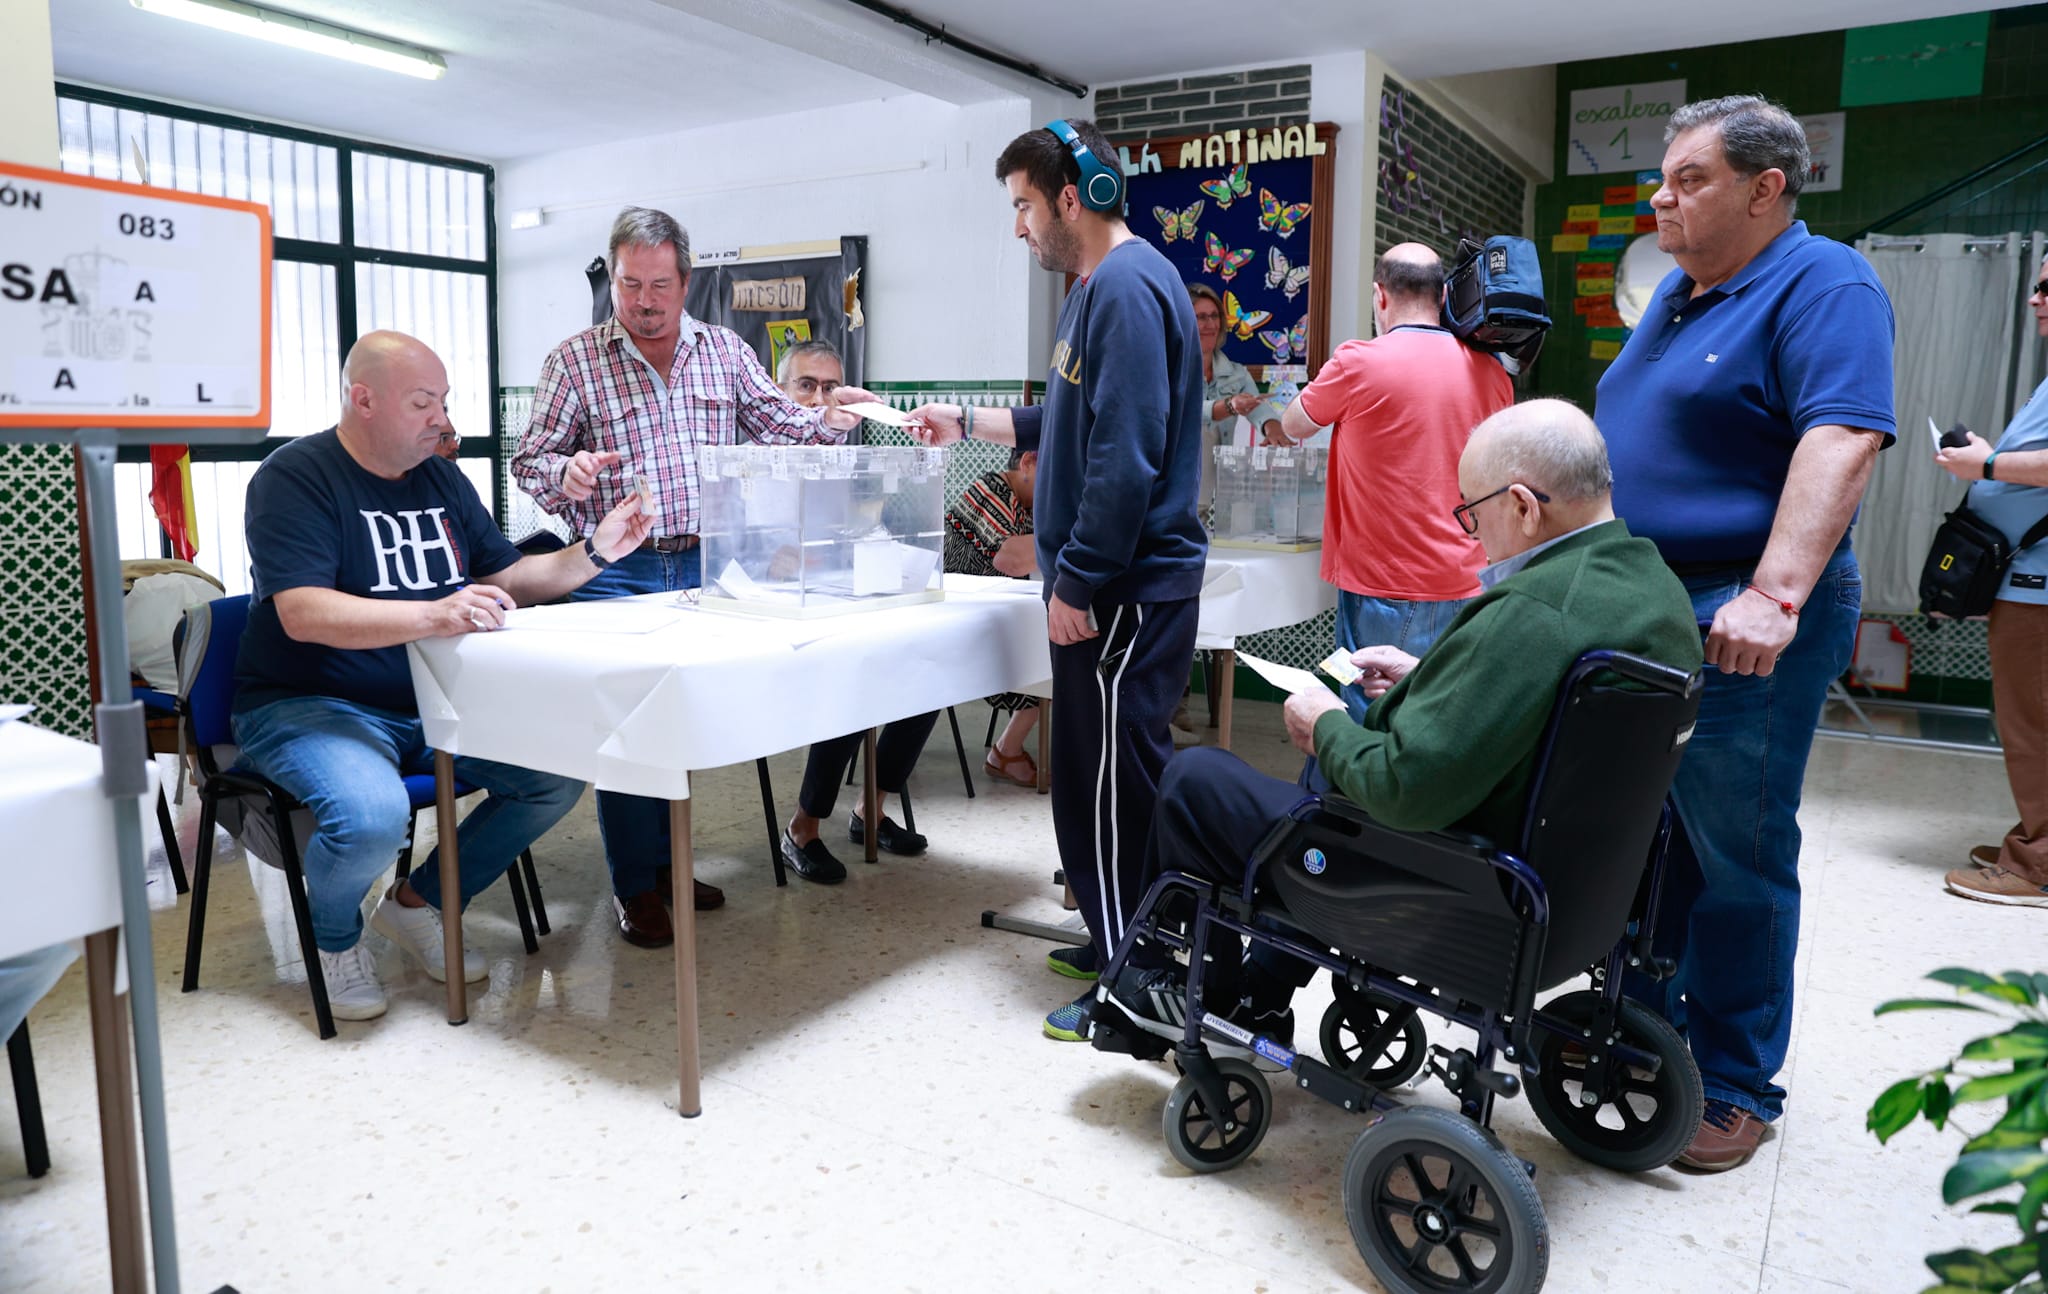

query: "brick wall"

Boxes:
[1094, 64, 1311, 138]
[1376, 76, 1529, 258]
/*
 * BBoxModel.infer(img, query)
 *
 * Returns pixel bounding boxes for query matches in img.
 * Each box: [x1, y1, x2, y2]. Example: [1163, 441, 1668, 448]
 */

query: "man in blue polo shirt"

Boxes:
[1598, 96, 1895, 1172]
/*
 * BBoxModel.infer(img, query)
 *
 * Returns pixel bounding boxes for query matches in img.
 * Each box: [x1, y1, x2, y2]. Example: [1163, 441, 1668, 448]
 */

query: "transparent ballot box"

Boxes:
[698, 444, 949, 617]
[1211, 444, 1328, 550]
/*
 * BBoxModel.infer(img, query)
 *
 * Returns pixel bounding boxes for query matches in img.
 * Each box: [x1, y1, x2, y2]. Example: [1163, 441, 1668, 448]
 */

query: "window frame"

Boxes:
[57, 83, 504, 524]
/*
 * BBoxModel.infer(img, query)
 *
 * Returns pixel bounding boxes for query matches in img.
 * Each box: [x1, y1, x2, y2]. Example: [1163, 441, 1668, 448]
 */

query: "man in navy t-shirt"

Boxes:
[1596, 97, 1896, 1171]
[908, 119, 1207, 1044]
[234, 330, 651, 1023]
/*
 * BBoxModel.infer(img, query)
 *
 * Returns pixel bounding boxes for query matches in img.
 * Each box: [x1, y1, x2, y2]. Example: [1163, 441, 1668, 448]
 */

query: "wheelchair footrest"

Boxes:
[1289, 1054, 1377, 1114]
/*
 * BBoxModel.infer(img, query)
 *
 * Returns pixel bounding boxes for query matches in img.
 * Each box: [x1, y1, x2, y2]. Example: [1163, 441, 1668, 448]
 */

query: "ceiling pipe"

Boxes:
[838, 0, 1088, 98]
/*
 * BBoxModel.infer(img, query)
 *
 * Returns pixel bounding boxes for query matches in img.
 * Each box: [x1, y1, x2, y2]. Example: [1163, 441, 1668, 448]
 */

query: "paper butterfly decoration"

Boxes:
[1204, 231, 1255, 282]
[1257, 316, 1310, 363]
[1264, 246, 1311, 300]
[1152, 199, 1203, 243]
[1198, 163, 1250, 209]
[1257, 188, 1312, 239]
[1223, 290, 1272, 342]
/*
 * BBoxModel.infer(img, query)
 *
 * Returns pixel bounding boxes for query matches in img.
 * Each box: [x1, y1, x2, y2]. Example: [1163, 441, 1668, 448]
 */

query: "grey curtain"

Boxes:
[1853, 233, 2026, 612]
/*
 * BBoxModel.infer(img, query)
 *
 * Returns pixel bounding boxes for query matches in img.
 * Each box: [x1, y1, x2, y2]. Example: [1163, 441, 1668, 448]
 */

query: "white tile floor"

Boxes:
[0, 699, 2038, 1293]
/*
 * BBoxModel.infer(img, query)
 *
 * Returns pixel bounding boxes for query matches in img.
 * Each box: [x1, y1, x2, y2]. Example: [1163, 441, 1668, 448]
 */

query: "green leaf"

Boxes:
[1928, 1077, 1955, 1130]
[1955, 1070, 2048, 1105]
[1963, 1125, 2046, 1152]
[1984, 983, 2038, 1007]
[1931, 968, 2002, 992]
[1946, 1149, 2048, 1203]
[1872, 1075, 1930, 1142]
[1962, 1033, 2048, 1062]
[2017, 1170, 2048, 1235]
[1970, 1202, 2020, 1216]
[1925, 1247, 2012, 1284]
[1879, 998, 1994, 1017]
[2000, 974, 2042, 1006]
[1989, 1239, 2042, 1279]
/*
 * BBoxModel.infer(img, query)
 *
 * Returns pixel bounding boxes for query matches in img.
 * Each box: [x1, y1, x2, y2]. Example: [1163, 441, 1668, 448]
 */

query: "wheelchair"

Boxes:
[1087, 650, 1705, 1294]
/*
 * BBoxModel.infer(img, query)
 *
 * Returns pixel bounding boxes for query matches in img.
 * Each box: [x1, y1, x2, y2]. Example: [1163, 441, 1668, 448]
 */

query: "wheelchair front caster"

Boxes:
[1342, 1105, 1549, 1293]
[1320, 990, 1428, 1088]
[1524, 990, 1702, 1173]
[1161, 1057, 1270, 1173]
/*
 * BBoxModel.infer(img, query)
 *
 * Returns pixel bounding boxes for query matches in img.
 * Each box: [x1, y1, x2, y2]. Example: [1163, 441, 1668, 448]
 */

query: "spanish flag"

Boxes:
[148, 444, 198, 561]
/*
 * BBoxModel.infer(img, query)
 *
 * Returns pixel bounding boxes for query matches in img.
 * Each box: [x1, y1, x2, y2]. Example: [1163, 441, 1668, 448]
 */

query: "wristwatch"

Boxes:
[1984, 451, 2000, 481]
[584, 536, 612, 570]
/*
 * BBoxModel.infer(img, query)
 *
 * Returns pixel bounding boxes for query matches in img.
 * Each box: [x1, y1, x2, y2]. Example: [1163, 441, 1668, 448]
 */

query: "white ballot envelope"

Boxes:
[835, 400, 916, 427]
[1235, 650, 1327, 696]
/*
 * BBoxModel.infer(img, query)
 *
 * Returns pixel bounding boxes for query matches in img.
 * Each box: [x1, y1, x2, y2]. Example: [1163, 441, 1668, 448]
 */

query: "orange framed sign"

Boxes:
[0, 159, 271, 429]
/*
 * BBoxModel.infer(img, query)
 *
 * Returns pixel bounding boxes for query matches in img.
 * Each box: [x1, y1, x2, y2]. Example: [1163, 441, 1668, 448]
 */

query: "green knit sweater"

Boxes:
[1312, 518, 1703, 848]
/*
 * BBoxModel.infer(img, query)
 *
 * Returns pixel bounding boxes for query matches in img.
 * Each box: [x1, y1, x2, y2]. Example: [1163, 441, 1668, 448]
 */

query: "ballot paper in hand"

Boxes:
[1234, 650, 1328, 696]
[834, 400, 916, 427]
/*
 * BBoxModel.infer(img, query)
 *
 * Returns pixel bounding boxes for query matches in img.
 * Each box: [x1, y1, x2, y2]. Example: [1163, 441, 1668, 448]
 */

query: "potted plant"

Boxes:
[1870, 968, 2048, 1293]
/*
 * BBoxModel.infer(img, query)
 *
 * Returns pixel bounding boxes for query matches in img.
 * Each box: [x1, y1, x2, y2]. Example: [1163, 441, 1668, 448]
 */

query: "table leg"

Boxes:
[861, 729, 879, 864]
[671, 798, 701, 1118]
[83, 929, 146, 1294]
[1215, 648, 1236, 751]
[1036, 703, 1050, 796]
[435, 750, 466, 1026]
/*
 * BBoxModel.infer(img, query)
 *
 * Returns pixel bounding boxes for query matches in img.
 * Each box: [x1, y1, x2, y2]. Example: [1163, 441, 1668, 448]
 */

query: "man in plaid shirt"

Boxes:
[512, 206, 874, 947]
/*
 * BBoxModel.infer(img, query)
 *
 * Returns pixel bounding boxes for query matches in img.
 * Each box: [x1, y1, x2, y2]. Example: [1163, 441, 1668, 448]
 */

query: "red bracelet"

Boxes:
[1744, 583, 1799, 617]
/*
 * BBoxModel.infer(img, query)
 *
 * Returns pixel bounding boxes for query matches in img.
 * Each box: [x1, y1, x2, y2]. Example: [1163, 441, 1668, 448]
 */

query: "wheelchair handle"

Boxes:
[1580, 650, 1702, 698]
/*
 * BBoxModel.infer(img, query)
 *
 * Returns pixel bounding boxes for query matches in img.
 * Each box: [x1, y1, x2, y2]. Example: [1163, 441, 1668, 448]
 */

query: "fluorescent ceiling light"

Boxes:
[130, 0, 447, 80]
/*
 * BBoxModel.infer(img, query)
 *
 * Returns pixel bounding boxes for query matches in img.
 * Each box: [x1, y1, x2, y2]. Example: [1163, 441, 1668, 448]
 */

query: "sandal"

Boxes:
[984, 748, 1038, 788]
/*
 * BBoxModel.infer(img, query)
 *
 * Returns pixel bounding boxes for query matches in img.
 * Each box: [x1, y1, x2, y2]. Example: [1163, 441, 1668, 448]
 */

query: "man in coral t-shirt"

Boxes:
[1279, 243, 1514, 718]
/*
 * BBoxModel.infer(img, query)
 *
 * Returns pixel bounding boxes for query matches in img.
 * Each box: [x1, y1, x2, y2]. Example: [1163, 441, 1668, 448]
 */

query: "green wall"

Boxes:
[1531, 5, 2048, 411]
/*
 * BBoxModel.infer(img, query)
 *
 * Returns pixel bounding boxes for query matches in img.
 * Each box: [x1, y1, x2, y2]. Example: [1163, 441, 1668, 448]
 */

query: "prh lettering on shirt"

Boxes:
[358, 507, 465, 592]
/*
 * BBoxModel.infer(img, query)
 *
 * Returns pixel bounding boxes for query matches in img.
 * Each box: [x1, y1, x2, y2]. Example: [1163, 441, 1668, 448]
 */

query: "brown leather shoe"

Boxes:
[1676, 1099, 1768, 1171]
[614, 892, 674, 948]
[654, 864, 726, 911]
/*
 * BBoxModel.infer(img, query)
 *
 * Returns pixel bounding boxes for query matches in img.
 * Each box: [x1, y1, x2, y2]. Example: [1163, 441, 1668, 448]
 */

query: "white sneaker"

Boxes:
[370, 893, 487, 983]
[316, 945, 388, 1021]
[1170, 723, 1201, 748]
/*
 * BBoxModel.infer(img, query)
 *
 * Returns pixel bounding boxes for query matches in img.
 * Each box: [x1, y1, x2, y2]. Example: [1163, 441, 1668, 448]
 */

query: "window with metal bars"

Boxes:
[55, 85, 500, 596]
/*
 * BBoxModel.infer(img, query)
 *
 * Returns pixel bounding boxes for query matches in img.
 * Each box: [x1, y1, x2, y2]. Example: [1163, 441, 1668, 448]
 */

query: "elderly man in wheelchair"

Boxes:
[1081, 399, 1707, 1294]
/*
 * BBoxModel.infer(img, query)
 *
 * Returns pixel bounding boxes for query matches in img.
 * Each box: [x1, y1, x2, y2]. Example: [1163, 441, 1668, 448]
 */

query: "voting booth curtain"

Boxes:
[1852, 231, 2041, 613]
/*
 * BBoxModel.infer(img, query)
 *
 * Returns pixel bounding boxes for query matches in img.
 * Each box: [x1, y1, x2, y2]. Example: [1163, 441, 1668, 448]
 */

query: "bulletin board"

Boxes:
[1113, 123, 1338, 381]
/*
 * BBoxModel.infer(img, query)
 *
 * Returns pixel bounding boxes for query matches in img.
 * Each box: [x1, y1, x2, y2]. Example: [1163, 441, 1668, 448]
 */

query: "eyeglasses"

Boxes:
[2034, 277, 2048, 299]
[1453, 483, 1550, 536]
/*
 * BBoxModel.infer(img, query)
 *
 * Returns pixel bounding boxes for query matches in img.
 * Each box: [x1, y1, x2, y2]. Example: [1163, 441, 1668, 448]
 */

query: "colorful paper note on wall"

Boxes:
[1597, 217, 1636, 235]
[1603, 185, 1638, 206]
[1842, 13, 1988, 106]
[1635, 201, 1654, 214]
[1588, 326, 1630, 341]
[1586, 308, 1626, 329]
[1590, 339, 1623, 361]
[1636, 183, 1659, 200]
[1635, 215, 1659, 233]
[1563, 220, 1599, 235]
[1636, 170, 1660, 185]
[1551, 234, 1590, 252]
[1566, 204, 1601, 222]
[1576, 261, 1613, 279]
[1576, 277, 1615, 297]
[1578, 249, 1618, 264]
[1590, 234, 1628, 249]
[1600, 205, 1637, 219]
[1573, 297, 1604, 314]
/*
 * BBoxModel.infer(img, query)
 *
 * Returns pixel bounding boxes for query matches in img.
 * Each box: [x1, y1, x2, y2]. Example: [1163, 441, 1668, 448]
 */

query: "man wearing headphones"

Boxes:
[910, 119, 1207, 1043]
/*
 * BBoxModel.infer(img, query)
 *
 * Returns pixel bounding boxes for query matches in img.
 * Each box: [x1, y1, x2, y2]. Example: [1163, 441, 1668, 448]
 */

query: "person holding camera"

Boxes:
[1934, 258, 2048, 910]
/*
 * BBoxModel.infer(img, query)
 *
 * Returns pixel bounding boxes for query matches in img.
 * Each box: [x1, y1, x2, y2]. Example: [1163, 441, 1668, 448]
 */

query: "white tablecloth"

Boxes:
[407, 575, 1053, 799]
[1196, 548, 1337, 650]
[0, 720, 154, 981]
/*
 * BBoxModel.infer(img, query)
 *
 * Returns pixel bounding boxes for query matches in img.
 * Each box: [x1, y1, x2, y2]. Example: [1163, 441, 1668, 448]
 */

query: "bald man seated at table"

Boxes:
[231, 330, 651, 1021]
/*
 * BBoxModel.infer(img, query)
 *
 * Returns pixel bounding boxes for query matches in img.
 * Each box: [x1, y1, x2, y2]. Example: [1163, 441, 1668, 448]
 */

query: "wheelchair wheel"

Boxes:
[1321, 992, 1428, 1088]
[1342, 1105, 1549, 1294]
[1523, 990, 1702, 1173]
[1161, 1057, 1271, 1174]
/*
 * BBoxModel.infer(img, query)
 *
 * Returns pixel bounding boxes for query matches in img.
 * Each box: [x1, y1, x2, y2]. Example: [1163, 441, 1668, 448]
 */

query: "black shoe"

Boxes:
[780, 831, 847, 884]
[1108, 965, 1194, 1045]
[848, 812, 927, 857]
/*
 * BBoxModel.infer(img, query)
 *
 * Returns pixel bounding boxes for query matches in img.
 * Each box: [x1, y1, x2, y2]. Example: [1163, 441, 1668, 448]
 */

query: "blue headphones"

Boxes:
[1046, 119, 1124, 213]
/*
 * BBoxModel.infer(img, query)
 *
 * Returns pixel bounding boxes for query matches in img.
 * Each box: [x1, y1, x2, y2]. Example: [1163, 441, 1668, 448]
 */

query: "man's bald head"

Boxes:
[1465, 399, 1614, 504]
[1372, 242, 1445, 329]
[336, 330, 451, 476]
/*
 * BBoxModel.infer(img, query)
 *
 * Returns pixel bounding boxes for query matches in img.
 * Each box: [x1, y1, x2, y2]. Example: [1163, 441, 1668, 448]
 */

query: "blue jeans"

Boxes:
[234, 696, 585, 953]
[1334, 590, 1470, 721]
[1623, 547, 1861, 1122]
[567, 545, 700, 897]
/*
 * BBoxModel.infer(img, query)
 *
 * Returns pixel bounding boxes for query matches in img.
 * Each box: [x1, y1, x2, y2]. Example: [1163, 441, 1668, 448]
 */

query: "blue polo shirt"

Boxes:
[1970, 376, 2048, 607]
[1598, 221, 1896, 564]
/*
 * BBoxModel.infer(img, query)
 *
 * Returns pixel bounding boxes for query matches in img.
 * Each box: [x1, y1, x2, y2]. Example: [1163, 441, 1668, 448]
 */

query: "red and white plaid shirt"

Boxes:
[512, 314, 841, 537]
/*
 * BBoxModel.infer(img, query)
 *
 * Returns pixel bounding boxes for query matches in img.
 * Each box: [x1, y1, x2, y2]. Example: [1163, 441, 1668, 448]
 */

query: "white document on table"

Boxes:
[897, 543, 942, 591]
[502, 602, 684, 634]
[0, 703, 32, 726]
[1234, 650, 1325, 696]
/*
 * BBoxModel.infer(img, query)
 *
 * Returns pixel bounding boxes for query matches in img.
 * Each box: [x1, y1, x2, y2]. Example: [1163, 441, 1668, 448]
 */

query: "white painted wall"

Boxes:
[1424, 64, 1558, 183]
[1, 2, 58, 167]
[496, 94, 1046, 386]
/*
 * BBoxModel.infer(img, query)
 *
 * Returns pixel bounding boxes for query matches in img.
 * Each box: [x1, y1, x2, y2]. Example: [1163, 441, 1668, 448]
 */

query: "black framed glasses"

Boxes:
[2033, 277, 2048, 299]
[1453, 483, 1550, 536]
